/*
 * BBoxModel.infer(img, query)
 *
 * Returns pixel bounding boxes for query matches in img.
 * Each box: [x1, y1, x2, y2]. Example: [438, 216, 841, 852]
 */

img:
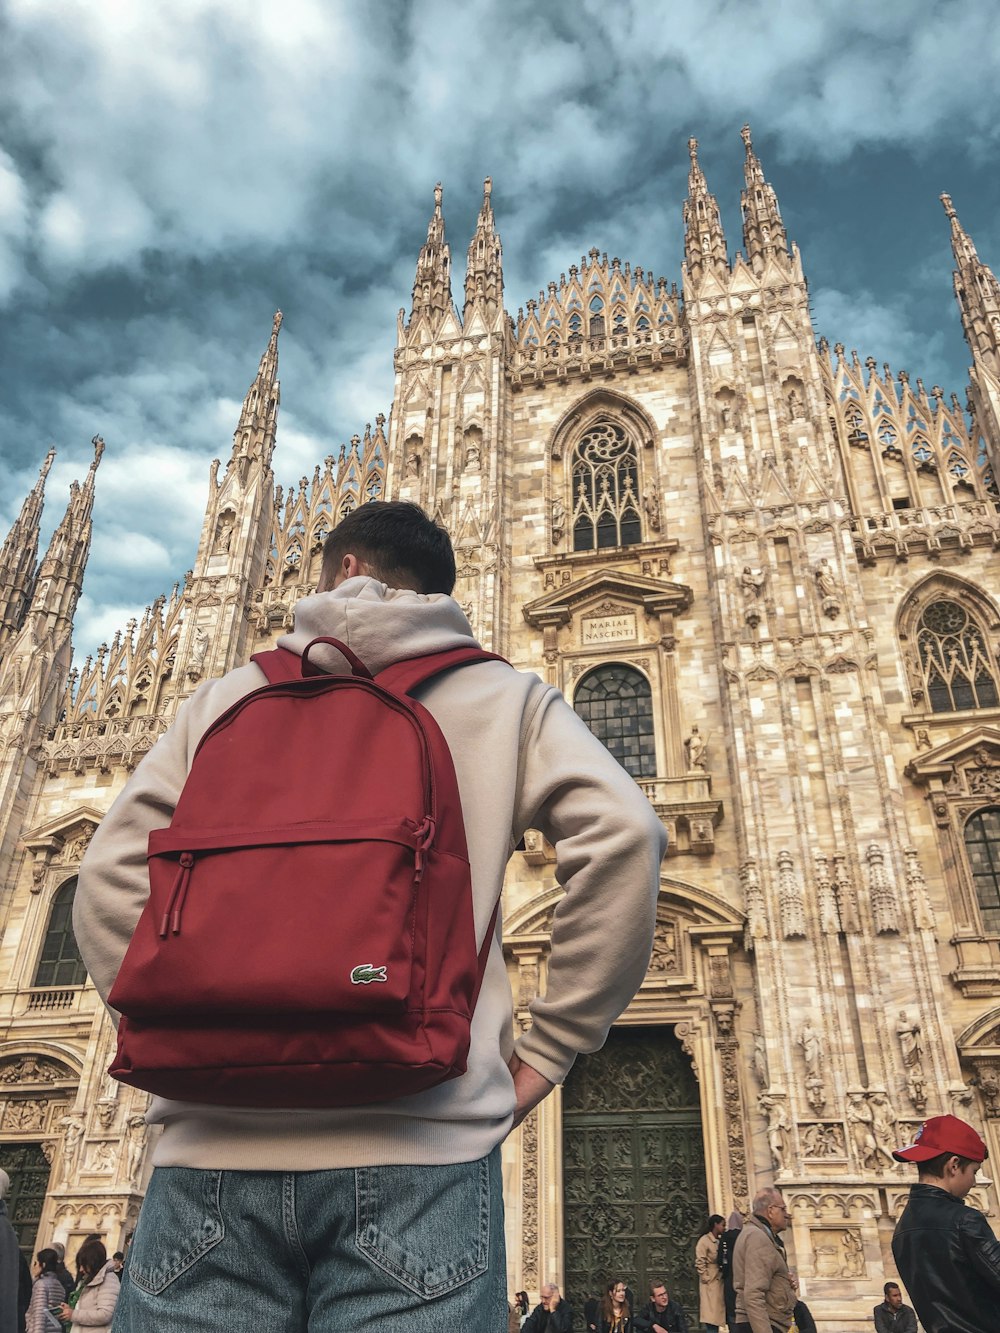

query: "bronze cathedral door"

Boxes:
[562, 1026, 708, 1323]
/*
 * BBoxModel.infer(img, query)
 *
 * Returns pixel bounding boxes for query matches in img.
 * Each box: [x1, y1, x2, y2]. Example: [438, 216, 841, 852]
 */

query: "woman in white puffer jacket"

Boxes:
[53, 1241, 119, 1333]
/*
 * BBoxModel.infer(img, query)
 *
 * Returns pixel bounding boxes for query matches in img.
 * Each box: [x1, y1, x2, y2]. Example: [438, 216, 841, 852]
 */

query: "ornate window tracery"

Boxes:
[965, 807, 1000, 935]
[571, 420, 642, 551]
[916, 599, 999, 712]
[573, 663, 656, 779]
[33, 878, 87, 989]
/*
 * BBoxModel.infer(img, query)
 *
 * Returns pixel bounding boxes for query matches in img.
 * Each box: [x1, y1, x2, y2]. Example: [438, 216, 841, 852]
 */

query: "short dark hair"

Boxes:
[113, 1251, 124, 1261]
[884, 1281, 900, 1295]
[35, 1248, 59, 1274]
[75, 1239, 107, 1277]
[918, 1151, 976, 1178]
[703, 1213, 725, 1233]
[320, 501, 456, 595]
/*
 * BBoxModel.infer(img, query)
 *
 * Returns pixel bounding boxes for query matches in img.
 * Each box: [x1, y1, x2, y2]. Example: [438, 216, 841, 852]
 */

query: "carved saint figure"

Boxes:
[551, 497, 565, 542]
[405, 451, 421, 478]
[642, 483, 661, 532]
[464, 441, 480, 470]
[126, 1114, 147, 1184]
[189, 626, 209, 678]
[846, 1093, 879, 1170]
[215, 519, 234, 554]
[758, 1093, 790, 1171]
[59, 1112, 85, 1186]
[798, 1019, 823, 1079]
[868, 1092, 899, 1167]
[740, 566, 765, 599]
[896, 1010, 923, 1069]
[814, 559, 837, 599]
[751, 1032, 768, 1089]
[684, 726, 707, 771]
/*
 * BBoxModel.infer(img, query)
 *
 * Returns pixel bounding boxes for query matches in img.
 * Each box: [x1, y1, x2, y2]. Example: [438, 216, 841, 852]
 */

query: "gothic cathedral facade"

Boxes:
[2, 128, 1000, 1327]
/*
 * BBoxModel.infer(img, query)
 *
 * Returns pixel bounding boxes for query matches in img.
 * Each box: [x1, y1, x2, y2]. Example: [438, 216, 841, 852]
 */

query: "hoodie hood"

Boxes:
[276, 577, 478, 676]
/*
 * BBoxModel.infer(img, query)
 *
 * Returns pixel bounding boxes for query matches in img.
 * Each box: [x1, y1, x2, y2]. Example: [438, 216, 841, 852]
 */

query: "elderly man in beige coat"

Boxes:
[732, 1187, 796, 1333]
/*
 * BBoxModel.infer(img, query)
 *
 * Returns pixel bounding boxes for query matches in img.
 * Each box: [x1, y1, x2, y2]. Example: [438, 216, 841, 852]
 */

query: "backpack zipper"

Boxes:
[159, 852, 194, 938]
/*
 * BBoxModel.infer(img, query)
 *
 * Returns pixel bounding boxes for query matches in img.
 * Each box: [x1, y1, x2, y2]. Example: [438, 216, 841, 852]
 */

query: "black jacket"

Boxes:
[792, 1300, 817, 1333]
[892, 1181, 1000, 1333]
[873, 1299, 918, 1333]
[522, 1299, 573, 1333]
[634, 1298, 688, 1333]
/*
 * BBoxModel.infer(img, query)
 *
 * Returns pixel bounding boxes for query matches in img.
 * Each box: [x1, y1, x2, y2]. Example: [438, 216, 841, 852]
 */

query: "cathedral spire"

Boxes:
[0, 446, 55, 651]
[942, 192, 1000, 376]
[29, 435, 103, 634]
[683, 137, 728, 281]
[410, 182, 453, 323]
[463, 176, 504, 324]
[229, 311, 281, 472]
[740, 124, 789, 272]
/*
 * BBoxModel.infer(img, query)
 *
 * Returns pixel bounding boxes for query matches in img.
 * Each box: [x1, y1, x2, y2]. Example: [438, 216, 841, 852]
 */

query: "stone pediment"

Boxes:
[522, 568, 693, 630]
[21, 806, 105, 857]
[905, 726, 1000, 785]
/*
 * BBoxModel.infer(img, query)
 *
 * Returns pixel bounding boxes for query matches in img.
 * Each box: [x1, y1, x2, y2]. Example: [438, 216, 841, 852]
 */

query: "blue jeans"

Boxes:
[113, 1148, 506, 1332]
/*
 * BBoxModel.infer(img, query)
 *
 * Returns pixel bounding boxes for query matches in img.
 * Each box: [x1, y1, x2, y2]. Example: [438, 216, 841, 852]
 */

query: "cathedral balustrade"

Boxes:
[511, 323, 686, 383]
[852, 495, 1000, 562]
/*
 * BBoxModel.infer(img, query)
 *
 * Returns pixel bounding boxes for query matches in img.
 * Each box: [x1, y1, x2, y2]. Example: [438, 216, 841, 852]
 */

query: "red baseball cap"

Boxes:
[892, 1114, 988, 1163]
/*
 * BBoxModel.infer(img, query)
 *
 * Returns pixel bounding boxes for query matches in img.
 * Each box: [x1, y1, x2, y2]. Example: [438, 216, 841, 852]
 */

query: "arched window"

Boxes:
[916, 600, 999, 712]
[33, 879, 87, 988]
[571, 421, 642, 552]
[574, 664, 656, 779]
[965, 808, 1000, 934]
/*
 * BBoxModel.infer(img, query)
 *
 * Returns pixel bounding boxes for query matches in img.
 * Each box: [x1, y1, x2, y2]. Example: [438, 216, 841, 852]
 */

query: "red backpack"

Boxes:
[107, 636, 505, 1108]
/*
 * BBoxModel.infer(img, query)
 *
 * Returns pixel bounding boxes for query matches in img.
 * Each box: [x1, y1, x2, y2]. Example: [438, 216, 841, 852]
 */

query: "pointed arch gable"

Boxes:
[503, 875, 743, 943]
[550, 388, 657, 461]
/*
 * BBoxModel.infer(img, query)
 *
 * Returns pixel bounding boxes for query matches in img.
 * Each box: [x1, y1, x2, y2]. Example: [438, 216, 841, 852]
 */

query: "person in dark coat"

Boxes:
[49, 1245, 73, 1299]
[717, 1209, 743, 1331]
[522, 1285, 573, 1333]
[873, 1282, 917, 1333]
[0, 1168, 32, 1333]
[634, 1280, 688, 1333]
[891, 1114, 1000, 1333]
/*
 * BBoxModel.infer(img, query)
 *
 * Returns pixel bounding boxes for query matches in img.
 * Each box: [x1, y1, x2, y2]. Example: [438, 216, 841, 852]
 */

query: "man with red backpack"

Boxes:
[75, 501, 666, 1332]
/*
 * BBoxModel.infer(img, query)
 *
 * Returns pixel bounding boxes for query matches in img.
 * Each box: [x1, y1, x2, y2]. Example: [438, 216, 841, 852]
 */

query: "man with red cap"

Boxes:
[891, 1113, 1000, 1332]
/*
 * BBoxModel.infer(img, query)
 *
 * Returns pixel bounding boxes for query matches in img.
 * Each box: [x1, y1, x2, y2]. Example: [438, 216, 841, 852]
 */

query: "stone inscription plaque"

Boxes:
[582, 613, 637, 644]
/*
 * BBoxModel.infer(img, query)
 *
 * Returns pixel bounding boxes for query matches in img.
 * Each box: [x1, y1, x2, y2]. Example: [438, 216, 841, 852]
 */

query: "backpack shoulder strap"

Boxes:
[250, 647, 302, 684]
[376, 647, 508, 697]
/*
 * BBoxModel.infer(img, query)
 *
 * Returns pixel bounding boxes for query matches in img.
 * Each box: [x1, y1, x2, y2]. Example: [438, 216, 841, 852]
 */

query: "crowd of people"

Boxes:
[0, 1189, 123, 1333]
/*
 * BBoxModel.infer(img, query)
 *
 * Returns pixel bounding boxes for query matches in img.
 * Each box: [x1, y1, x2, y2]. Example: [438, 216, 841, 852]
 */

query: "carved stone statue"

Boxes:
[814, 559, 837, 599]
[841, 1229, 865, 1277]
[215, 518, 234, 554]
[188, 626, 209, 679]
[846, 1093, 879, 1170]
[551, 497, 565, 543]
[868, 1092, 899, 1167]
[126, 1114, 147, 1185]
[798, 1020, 823, 1079]
[741, 566, 765, 599]
[897, 1010, 924, 1069]
[685, 726, 707, 771]
[405, 450, 421, 478]
[751, 1032, 768, 1089]
[758, 1093, 790, 1171]
[642, 483, 661, 532]
[59, 1112, 85, 1186]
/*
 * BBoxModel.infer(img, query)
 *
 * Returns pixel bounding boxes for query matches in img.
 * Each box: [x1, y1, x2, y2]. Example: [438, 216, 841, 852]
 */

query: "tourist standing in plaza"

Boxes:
[75, 502, 665, 1332]
[24, 1248, 64, 1333]
[892, 1113, 1000, 1333]
[694, 1214, 725, 1331]
[732, 1187, 796, 1333]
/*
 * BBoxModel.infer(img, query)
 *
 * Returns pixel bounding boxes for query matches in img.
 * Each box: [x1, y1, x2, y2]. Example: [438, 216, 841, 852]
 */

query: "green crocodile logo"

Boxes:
[350, 963, 388, 985]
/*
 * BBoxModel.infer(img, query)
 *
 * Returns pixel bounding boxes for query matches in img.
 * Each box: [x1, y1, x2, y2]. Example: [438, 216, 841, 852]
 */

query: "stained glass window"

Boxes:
[572, 421, 642, 552]
[33, 879, 87, 988]
[916, 600, 999, 712]
[965, 808, 1000, 934]
[574, 664, 656, 778]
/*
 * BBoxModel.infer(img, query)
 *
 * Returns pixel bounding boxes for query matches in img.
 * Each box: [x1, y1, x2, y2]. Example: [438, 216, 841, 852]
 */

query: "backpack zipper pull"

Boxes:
[413, 817, 436, 883]
[158, 852, 195, 938]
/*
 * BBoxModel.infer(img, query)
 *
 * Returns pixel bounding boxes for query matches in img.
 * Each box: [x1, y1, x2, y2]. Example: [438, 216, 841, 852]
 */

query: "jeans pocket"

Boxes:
[127, 1167, 225, 1294]
[355, 1156, 491, 1299]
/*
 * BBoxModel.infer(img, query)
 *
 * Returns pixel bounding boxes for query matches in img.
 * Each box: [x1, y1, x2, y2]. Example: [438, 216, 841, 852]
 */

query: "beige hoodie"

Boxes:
[75, 578, 665, 1170]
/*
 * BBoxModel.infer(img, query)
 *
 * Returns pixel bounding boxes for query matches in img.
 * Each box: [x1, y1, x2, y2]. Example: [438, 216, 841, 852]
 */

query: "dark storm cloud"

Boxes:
[0, 0, 998, 659]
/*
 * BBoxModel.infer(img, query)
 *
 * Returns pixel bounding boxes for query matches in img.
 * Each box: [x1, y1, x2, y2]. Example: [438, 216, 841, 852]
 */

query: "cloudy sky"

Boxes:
[1, 0, 998, 664]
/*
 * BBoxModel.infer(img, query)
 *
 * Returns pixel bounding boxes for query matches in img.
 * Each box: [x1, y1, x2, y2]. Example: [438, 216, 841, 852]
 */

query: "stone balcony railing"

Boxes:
[853, 497, 1000, 563]
[511, 325, 687, 385]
